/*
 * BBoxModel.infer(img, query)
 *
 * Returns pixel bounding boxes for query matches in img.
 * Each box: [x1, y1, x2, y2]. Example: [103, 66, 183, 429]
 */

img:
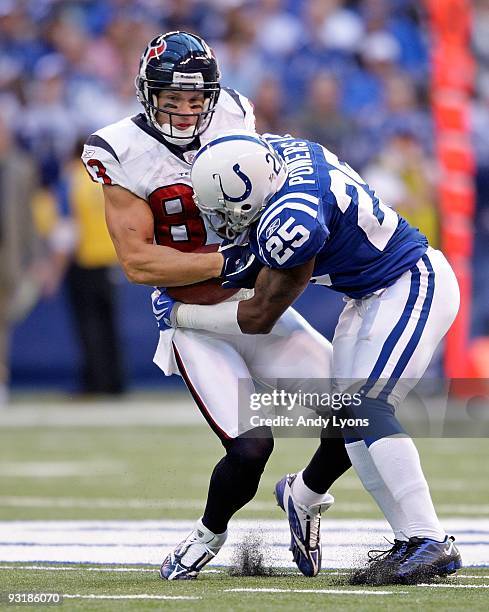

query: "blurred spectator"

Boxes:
[161, 0, 211, 34]
[281, 0, 357, 110]
[363, 130, 439, 246]
[318, 0, 364, 54]
[342, 30, 401, 116]
[0, 116, 43, 405]
[214, 6, 263, 98]
[253, 76, 289, 135]
[19, 53, 76, 188]
[360, 72, 433, 163]
[360, 0, 427, 76]
[0, 0, 46, 72]
[63, 142, 126, 395]
[381, 73, 431, 146]
[473, 0, 489, 69]
[473, 167, 489, 337]
[254, 0, 304, 59]
[292, 71, 358, 162]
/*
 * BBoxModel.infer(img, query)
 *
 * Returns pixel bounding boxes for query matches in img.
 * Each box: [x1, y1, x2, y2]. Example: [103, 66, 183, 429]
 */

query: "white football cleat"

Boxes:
[275, 473, 334, 577]
[160, 519, 227, 580]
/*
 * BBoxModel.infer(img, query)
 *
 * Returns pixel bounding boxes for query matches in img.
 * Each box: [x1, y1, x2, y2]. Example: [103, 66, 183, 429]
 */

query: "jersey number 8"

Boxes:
[148, 183, 207, 252]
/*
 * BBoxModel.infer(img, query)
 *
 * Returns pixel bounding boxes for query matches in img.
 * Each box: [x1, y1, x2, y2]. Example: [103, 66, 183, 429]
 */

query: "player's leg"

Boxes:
[247, 307, 352, 494]
[246, 308, 351, 576]
[158, 328, 273, 580]
[341, 249, 462, 581]
[329, 297, 412, 583]
[333, 292, 411, 549]
[203, 431, 273, 533]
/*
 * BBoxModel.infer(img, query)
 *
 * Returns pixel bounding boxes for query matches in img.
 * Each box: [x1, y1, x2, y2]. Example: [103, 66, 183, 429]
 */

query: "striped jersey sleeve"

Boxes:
[81, 134, 130, 189]
[253, 191, 328, 268]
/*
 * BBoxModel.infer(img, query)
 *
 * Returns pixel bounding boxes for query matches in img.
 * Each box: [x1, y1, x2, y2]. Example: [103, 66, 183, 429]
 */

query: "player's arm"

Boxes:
[236, 203, 326, 331]
[173, 258, 313, 335]
[237, 260, 314, 333]
[103, 184, 222, 286]
[173, 205, 327, 334]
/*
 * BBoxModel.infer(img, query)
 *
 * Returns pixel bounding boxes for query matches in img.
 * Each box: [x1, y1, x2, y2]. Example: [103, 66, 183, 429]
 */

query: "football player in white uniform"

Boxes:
[82, 32, 351, 580]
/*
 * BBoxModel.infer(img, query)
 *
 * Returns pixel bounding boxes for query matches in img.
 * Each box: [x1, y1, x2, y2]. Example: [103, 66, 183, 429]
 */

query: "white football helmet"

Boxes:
[191, 130, 288, 238]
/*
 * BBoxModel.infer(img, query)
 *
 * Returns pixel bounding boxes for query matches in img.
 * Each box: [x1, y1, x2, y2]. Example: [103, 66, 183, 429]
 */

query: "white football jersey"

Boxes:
[81, 88, 255, 251]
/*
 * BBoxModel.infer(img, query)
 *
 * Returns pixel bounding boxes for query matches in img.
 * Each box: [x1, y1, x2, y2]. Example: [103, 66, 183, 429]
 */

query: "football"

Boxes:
[166, 244, 240, 305]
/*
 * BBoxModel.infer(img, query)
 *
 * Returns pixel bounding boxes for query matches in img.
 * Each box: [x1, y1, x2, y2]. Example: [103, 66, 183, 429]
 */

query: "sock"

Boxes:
[292, 470, 333, 507]
[346, 440, 409, 541]
[301, 430, 352, 494]
[194, 517, 227, 552]
[368, 436, 445, 541]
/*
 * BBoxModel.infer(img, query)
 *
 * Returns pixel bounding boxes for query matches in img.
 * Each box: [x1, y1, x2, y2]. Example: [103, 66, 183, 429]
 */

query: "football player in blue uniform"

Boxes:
[155, 131, 463, 584]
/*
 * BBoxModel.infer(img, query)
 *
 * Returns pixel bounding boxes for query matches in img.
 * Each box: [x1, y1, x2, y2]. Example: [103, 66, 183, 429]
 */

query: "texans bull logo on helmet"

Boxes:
[140, 36, 167, 71]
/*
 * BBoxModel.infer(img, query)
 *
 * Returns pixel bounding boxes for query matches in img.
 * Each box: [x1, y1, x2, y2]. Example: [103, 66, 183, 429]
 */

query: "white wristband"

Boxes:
[175, 301, 242, 335]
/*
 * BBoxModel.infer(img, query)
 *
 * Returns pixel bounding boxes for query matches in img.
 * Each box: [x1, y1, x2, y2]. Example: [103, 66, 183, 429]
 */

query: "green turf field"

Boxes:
[1, 565, 488, 611]
[0, 398, 488, 610]
[0, 423, 488, 521]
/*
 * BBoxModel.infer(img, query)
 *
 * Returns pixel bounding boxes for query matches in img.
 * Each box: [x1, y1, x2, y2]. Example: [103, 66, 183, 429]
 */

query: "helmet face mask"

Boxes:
[191, 132, 288, 238]
[194, 192, 264, 239]
[136, 31, 220, 143]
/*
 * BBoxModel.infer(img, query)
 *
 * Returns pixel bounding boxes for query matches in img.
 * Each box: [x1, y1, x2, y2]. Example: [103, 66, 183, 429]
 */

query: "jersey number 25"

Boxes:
[265, 217, 310, 265]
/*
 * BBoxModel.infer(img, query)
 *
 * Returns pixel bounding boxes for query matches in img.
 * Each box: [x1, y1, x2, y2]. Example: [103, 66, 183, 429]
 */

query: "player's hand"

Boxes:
[219, 239, 263, 289]
[151, 288, 179, 331]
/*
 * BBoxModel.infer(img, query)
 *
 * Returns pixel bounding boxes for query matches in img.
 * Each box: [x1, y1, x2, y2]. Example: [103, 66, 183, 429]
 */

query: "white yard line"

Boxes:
[449, 575, 489, 579]
[0, 399, 201, 428]
[0, 462, 126, 478]
[225, 588, 407, 595]
[418, 584, 489, 589]
[0, 565, 158, 572]
[63, 594, 201, 600]
[0, 564, 225, 574]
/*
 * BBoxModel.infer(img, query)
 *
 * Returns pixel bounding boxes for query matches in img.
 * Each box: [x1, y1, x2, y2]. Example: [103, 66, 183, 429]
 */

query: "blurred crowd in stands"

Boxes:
[1, 0, 488, 398]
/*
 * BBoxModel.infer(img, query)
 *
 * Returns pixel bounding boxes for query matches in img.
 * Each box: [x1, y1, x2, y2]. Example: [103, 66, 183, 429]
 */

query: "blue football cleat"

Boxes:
[160, 520, 227, 580]
[395, 535, 462, 584]
[274, 473, 334, 577]
[367, 539, 410, 565]
[350, 539, 410, 585]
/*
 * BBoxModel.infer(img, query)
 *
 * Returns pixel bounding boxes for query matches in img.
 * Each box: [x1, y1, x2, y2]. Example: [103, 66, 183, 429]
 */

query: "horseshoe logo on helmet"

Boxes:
[213, 164, 252, 202]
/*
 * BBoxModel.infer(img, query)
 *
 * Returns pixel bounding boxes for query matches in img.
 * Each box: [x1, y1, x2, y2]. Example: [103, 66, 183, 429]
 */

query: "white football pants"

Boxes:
[332, 247, 460, 407]
[154, 306, 333, 439]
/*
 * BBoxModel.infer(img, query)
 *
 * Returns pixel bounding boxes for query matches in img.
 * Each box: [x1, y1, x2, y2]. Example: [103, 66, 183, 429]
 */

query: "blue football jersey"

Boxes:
[249, 135, 428, 299]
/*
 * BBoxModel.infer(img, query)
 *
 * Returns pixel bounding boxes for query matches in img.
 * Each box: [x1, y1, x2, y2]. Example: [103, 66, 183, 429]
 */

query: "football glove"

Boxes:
[219, 239, 263, 289]
[151, 288, 179, 331]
